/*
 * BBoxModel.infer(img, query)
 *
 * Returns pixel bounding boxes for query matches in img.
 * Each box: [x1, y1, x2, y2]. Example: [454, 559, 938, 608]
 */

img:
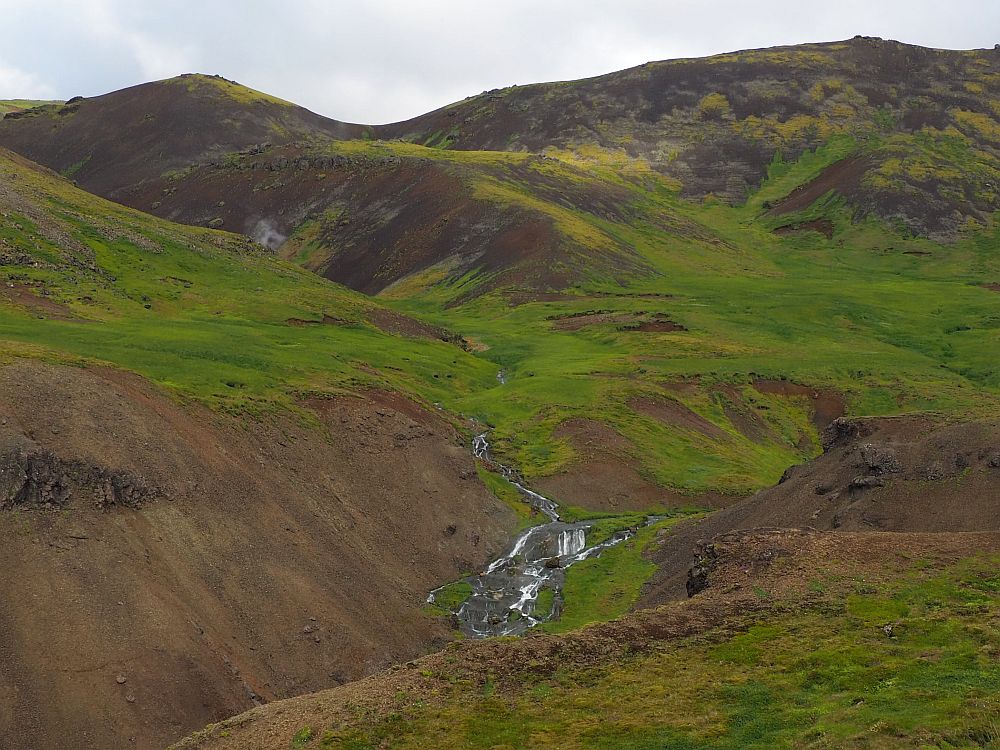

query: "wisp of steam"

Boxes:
[251, 219, 287, 251]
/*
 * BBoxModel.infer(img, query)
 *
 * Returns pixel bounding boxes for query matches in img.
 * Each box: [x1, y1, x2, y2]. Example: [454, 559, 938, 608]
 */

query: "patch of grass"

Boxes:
[425, 581, 473, 617]
[291, 726, 313, 749]
[541, 516, 691, 633]
[475, 464, 541, 531]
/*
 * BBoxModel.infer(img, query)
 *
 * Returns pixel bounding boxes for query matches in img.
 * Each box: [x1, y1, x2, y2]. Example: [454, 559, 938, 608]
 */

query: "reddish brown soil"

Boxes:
[365, 308, 449, 341]
[284, 314, 347, 327]
[0, 360, 516, 750]
[714, 384, 777, 444]
[629, 396, 727, 439]
[0, 281, 79, 319]
[629, 317, 687, 332]
[173, 528, 1000, 750]
[768, 156, 873, 216]
[772, 218, 835, 239]
[982, 283, 1000, 293]
[638, 414, 1000, 606]
[752, 378, 845, 430]
[533, 418, 728, 511]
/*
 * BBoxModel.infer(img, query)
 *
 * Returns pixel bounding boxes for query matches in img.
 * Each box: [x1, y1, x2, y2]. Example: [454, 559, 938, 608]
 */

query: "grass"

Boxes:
[475, 464, 542, 531]
[425, 582, 473, 617]
[6, 122, 1000, 639]
[541, 515, 695, 633]
[302, 555, 1000, 749]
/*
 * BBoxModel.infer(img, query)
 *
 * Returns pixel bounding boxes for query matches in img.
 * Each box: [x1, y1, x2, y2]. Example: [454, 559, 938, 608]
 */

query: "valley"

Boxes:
[0, 34, 997, 750]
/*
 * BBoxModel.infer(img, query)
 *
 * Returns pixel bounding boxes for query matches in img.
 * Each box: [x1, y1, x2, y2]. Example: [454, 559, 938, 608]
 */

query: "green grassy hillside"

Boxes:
[0, 148, 496, 417]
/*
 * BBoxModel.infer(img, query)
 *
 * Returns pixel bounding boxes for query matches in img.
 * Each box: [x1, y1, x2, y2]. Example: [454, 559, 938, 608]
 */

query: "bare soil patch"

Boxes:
[773, 218, 834, 239]
[0, 281, 79, 319]
[629, 396, 727, 439]
[752, 378, 845, 430]
[768, 156, 873, 216]
[534, 417, 727, 511]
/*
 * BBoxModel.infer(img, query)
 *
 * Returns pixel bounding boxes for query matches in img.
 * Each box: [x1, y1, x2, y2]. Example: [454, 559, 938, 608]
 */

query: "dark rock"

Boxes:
[0, 447, 158, 512]
[544, 556, 561, 569]
[925, 462, 945, 480]
[860, 443, 901, 474]
[686, 540, 719, 597]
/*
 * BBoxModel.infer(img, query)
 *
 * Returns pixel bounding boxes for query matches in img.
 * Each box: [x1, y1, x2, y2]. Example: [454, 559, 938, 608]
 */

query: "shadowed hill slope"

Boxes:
[379, 37, 1000, 238]
[0, 74, 363, 198]
[638, 415, 1000, 606]
[0, 361, 514, 750]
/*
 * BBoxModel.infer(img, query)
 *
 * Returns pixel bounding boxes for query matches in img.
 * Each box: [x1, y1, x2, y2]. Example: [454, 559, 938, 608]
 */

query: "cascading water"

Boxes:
[428, 432, 637, 637]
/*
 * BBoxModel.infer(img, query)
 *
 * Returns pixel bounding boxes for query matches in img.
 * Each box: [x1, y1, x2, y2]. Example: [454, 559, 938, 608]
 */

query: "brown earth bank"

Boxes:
[638, 414, 1000, 606]
[533, 418, 730, 512]
[767, 155, 873, 215]
[171, 528, 1000, 750]
[772, 218, 835, 239]
[0, 359, 516, 750]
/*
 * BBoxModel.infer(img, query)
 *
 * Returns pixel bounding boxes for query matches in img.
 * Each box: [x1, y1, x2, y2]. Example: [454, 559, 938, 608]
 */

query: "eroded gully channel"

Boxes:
[428, 433, 637, 637]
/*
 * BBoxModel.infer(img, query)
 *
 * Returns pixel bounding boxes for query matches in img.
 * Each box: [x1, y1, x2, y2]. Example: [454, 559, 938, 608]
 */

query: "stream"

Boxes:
[428, 433, 637, 637]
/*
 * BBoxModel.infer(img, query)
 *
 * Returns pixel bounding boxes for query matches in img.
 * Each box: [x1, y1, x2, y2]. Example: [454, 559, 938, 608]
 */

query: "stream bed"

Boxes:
[428, 433, 638, 637]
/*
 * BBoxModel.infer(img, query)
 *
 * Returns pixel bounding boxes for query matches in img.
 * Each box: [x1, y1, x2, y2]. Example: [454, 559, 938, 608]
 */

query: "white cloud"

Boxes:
[0, 0, 997, 121]
[0, 58, 56, 99]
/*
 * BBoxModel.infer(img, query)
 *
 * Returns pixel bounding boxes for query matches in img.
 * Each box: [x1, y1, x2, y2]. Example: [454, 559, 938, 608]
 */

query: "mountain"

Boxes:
[1, 37, 1000, 750]
[0, 147, 524, 749]
[1, 38, 996, 303]
[0, 74, 362, 197]
[380, 37, 1000, 238]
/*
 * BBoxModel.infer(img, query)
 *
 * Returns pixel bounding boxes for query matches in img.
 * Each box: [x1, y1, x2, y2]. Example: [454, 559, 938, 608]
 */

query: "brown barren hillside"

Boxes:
[639, 415, 1000, 605]
[0, 74, 362, 198]
[0, 359, 515, 750]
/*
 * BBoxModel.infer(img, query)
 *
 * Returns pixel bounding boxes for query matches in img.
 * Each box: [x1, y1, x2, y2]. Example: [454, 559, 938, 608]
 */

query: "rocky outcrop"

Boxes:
[0, 446, 157, 511]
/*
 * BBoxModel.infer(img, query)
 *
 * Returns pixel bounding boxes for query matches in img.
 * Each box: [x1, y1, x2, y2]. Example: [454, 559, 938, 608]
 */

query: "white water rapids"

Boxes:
[427, 432, 638, 637]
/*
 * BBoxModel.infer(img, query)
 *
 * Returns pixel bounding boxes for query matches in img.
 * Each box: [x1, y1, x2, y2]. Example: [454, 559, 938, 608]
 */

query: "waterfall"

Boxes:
[429, 433, 638, 637]
[558, 528, 586, 557]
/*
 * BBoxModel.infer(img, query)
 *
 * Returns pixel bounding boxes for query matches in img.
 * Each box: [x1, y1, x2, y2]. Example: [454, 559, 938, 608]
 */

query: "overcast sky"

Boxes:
[0, 0, 997, 124]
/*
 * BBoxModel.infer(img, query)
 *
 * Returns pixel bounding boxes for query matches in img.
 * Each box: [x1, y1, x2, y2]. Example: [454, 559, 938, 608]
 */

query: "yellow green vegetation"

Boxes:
[697, 93, 731, 121]
[167, 73, 295, 108]
[295, 555, 1000, 749]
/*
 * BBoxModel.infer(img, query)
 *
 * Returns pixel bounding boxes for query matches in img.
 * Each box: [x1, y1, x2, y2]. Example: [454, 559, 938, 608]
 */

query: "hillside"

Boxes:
[0, 38, 996, 302]
[174, 529, 1000, 749]
[0, 99, 60, 117]
[0, 74, 362, 198]
[381, 37, 1000, 238]
[0, 147, 530, 749]
[1, 37, 1000, 750]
